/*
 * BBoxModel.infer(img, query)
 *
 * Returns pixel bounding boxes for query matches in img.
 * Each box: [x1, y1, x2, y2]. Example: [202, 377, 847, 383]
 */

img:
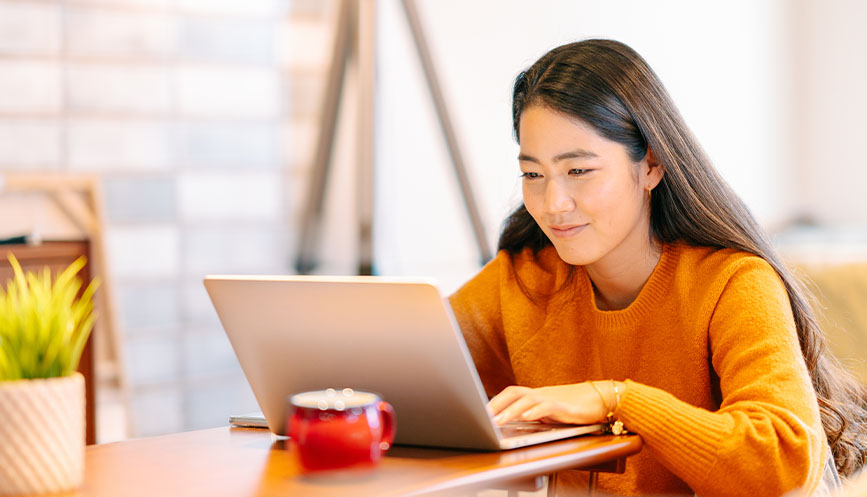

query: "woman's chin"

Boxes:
[551, 244, 599, 267]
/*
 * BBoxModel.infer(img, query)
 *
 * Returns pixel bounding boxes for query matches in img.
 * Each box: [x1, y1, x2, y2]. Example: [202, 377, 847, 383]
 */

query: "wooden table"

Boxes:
[63, 427, 641, 496]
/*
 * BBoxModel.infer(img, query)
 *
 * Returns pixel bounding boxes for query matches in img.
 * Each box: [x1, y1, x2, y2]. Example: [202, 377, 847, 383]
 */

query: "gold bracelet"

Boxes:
[608, 380, 626, 435]
[590, 381, 614, 432]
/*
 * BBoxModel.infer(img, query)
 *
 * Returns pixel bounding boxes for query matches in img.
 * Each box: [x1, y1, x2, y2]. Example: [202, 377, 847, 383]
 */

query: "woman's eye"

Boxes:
[520, 172, 541, 179]
[569, 169, 588, 176]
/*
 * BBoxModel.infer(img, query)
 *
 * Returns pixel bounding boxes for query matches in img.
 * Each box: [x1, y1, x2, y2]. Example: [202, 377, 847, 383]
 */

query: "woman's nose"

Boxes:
[545, 179, 575, 214]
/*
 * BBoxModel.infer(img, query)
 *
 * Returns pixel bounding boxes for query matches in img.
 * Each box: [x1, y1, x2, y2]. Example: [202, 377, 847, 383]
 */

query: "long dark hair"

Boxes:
[501, 39, 867, 476]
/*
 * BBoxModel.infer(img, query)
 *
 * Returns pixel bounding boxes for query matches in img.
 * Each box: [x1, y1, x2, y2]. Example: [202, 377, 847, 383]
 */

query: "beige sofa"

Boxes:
[798, 263, 867, 384]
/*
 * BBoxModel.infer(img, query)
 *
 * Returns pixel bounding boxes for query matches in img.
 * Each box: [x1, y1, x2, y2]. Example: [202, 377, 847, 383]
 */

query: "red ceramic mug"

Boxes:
[288, 388, 396, 473]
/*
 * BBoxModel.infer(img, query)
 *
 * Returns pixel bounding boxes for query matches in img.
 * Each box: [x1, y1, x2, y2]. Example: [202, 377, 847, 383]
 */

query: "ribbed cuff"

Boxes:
[616, 380, 733, 485]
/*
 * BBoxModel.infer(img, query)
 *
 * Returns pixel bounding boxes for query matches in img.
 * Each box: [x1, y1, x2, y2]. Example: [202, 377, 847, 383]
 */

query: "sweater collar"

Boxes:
[576, 242, 681, 327]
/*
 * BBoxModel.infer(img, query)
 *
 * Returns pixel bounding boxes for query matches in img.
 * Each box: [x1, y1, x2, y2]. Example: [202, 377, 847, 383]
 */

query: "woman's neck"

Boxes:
[586, 237, 663, 311]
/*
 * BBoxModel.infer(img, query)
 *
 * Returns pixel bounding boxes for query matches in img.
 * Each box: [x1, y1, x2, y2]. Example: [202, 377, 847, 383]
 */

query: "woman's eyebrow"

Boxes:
[518, 149, 598, 163]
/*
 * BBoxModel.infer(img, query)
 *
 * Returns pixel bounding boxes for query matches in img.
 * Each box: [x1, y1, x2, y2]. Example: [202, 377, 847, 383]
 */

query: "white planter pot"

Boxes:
[0, 373, 85, 496]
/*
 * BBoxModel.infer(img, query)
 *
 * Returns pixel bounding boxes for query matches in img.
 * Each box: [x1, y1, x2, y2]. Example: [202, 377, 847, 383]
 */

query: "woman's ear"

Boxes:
[644, 148, 664, 189]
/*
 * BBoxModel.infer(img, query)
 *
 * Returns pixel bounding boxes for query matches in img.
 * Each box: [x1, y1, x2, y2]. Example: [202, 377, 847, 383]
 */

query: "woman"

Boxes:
[449, 39, 866, 496]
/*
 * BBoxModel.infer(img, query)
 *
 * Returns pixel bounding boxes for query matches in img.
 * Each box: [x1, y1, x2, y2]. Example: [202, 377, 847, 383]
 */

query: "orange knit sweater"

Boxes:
[449, 243, 826, 497]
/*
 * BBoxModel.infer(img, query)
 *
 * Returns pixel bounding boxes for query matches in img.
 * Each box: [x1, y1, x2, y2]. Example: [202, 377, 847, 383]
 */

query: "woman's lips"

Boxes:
[549, 224, 587, 238]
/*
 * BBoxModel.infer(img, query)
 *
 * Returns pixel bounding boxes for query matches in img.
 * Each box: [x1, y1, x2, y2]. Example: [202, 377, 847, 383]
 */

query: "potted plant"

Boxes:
[0, 254, 98, 495]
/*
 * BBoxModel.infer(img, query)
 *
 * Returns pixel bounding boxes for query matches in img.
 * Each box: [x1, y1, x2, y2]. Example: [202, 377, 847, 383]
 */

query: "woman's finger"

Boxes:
[492, 392, 544, 424]
[518, 401, 559, 422]
[487, 385, 531, 416]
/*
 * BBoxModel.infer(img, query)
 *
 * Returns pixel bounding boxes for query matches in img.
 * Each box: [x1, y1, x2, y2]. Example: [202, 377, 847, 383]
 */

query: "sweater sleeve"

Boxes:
[448, 251, 515, 399]
[614, 257, 826, 497]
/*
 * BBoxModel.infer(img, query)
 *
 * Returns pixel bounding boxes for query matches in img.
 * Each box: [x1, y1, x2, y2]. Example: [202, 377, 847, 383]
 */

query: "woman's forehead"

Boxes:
[518, 106, 626, 157]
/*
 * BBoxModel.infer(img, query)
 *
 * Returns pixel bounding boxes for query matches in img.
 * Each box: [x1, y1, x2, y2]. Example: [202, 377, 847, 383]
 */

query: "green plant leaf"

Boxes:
[1, 254, 100, 381]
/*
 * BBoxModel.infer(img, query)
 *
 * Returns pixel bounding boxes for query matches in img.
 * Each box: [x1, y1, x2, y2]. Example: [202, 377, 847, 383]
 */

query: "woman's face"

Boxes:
[518, 105, 661, 268]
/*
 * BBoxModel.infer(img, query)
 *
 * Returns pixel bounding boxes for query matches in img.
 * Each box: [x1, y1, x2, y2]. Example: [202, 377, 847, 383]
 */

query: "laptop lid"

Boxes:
[204, 275, 599, 450]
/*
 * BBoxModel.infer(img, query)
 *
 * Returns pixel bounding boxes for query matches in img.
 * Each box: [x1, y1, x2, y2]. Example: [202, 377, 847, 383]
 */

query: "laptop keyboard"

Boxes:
[499, 421, 571, 438]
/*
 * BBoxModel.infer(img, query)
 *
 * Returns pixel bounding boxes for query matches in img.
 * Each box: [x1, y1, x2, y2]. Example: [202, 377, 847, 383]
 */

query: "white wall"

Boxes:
[0, 0, 290, 439]
[366, 0, 793, 292]
[793, 0, 867, 226]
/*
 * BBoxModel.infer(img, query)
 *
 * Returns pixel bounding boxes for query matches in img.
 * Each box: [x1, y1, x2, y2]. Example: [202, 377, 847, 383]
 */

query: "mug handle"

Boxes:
[377, 401, 397, 452]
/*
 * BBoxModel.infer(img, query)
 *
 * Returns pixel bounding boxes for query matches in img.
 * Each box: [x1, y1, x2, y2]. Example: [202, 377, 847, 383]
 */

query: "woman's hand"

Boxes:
[488, 382, 614, 425]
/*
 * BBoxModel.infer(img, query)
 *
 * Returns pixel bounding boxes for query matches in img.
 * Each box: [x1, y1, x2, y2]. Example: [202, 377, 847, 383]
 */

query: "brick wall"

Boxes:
[0, 0, 335, 438]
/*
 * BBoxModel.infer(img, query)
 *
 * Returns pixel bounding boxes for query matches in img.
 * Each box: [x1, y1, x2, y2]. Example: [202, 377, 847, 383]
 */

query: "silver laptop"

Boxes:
[204, 275, 603, 450]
